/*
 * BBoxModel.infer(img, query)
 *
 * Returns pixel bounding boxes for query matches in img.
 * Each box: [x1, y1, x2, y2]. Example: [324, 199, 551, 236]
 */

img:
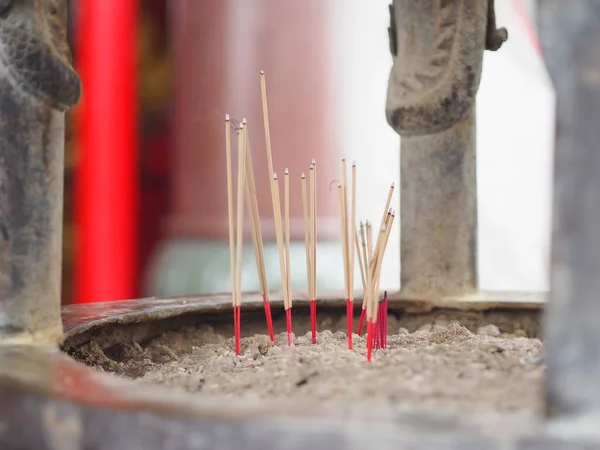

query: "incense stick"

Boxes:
[260, 71, 275, 180]
[336, 179, 352, 348]
[379, 183, 395, 231]
[360, 183, 393, 343]
[364, 190, 396, 362]
[271, 173, 293, 345]
[350, 162, 357, 300]
[233, 122, 247, 356]
[301, 172, 316, 343]
[309, 160, 318, 343]
[271, 174, 286, 302]
[284, 168, 293, 345]
[243, 121, 274, 341]
[348, 161, 357, 348]
[340, 159, 351, 348]
[357, 221, 370, 334]
[225, 115, 239, 352]
[260, 71, 293, 344]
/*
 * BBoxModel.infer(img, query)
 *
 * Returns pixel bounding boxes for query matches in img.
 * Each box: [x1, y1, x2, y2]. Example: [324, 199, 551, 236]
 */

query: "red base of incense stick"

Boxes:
[383, 292, 388, 348]
[366, 320, 374, 362]
[233, 306, 241, 355]
[357, 308, 366, 336]
[374, 318, 380, 350]
[378, 301, 385, 349]
[263, 294, 274, 342]
[309, 299, 317, 344]
[346, 298, 353, 350]
[286, 308, 293, 346]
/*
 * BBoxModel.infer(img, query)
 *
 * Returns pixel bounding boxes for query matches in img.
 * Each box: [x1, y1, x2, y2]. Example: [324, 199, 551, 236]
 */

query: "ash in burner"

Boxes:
[70, 321, 544, 414]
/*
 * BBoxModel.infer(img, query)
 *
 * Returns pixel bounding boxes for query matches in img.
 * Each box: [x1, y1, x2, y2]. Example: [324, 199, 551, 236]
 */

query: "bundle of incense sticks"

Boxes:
[377, 291, 388, 349]
[261, 71, 294, 345]
[242, 120, 275, 342]
[223, 70, 394, 357]
[336, 159, 357, 350]
[301, 161, 318, 344]
[225, 116, 275, 355]
[357, 183, 395, 337]
[261, 71, 320, 346]
[363, 204, 396, 362]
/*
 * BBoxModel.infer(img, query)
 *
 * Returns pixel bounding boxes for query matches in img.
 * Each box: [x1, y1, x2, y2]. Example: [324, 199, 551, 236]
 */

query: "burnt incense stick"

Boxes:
[284, 168, 293, 345]
[339, 158, 355, 349]
[233, 122, 248, 356]
[225, 115, 235, 306]
[383, 291, 389, 348]
[225, 115, 238, 352]
[336, 182, 347, 289]
[355, 227, 366, 292]
[272, 173, 293, 345]
[261, 70, 293, 344]
[348, 161, 357, 347]
[309, 160, 318, 343]
[243, 121, 274, 341]
[260, 71, 275, 180]
[357, 221, 369, 335]
[271, 174, 287, 303]
[379, 183, 395, 231]
[301, 172, 316, 343]
[365, 201, 396, 362]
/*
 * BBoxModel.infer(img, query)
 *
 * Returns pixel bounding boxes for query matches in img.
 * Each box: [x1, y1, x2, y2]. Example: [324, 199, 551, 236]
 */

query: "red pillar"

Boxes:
[74, 0, 139, 303]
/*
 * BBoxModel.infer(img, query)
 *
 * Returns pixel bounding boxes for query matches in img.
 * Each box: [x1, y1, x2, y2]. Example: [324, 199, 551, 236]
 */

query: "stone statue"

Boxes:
[0, 0, 81, 344]
[386, 0, 506, 299]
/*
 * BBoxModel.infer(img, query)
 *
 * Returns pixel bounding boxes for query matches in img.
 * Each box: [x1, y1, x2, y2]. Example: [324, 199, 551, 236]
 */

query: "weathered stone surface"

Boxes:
[386, 0, 505, 298]
[538, 0, 600, 419]
[0, 295, 591, 450]
[0, 0, 81, 344]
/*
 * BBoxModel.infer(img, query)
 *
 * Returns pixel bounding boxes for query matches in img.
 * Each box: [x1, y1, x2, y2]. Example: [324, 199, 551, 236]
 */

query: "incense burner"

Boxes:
[0, 292, 549, 449]
[2, 0, 600, 448]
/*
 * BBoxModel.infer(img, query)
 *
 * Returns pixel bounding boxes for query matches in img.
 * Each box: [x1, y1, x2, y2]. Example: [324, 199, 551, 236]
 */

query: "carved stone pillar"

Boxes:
[539, 0, 600, 419]
[386, 0, 506, 298]
[0, 0, 81, 344]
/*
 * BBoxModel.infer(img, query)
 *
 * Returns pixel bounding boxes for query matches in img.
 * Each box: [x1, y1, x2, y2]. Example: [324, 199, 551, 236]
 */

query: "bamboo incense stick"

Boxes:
[366, 215, 387, 361]
[284, 168, 293, 345]
[366, 221, 373, 260]
[341, 159, 350, 302]
[355, 228, 366, 293]
[233, 122, 247, 356]
[356, 224, 367, 336]
[271, 173, 293, 345]
[260, 71, 293, 343]
[336, 180, 352, 348]
[350, 162, 357, 300]
[363, 183, 394, 346]
[301, 172, 316, 343]
[260, 71, 275, 180]
[339, 159, 352, 349]
[225, 115, 238, 351]
[383, 290, 389, 348]
[379, 183, 395, 231]
[271, 174, 287, 303]
[309, 160, 317, 343]
[243, 121, 274, 341]
[347, 161, 357, 348]
[369, 215, 394, 326]
[366, 202, 396, 362]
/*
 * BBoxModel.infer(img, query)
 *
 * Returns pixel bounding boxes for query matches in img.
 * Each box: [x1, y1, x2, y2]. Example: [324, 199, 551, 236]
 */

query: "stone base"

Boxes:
[2, 294, 598, 449]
